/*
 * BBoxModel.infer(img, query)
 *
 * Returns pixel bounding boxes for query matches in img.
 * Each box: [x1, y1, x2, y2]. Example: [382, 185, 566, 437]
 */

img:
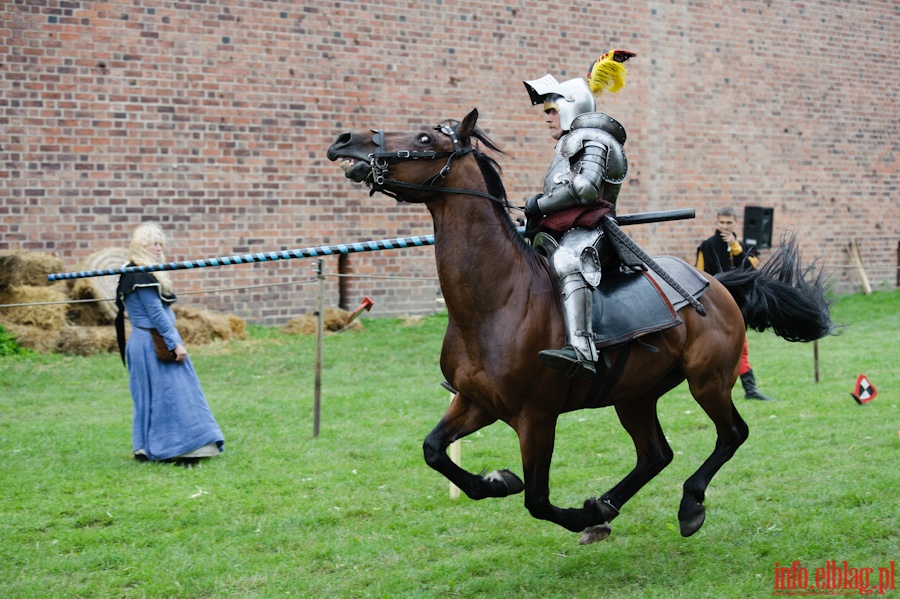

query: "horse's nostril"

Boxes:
[327, 132, 354, 160]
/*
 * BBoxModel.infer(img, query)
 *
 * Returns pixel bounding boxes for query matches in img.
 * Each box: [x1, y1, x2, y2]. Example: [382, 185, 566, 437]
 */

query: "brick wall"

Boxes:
[2, 0, 897, 324]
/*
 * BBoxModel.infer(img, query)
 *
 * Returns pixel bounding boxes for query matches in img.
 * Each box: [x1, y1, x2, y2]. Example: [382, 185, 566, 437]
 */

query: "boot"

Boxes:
[539, 345, 596, 379]
[539, 281, 597, 380]
[740, 369, 777, 401]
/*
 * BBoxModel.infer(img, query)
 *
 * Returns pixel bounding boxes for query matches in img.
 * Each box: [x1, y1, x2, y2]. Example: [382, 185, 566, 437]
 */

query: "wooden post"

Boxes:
[313, 259, 324, 438]
[449, 392, 461, 499]
[813, 340, 819, 383]
[847, 239, 872, 295]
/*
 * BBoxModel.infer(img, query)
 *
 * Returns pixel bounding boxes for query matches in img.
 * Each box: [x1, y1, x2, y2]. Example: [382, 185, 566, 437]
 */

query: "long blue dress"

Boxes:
[123, 284, 224, 461]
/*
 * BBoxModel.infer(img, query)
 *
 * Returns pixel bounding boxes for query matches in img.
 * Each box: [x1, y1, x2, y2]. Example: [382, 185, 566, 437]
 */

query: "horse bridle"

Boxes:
[367, 123, 510, 207]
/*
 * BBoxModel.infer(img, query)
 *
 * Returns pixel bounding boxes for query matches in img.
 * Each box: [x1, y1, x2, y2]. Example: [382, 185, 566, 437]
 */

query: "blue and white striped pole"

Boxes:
[47, 233, 437, 281]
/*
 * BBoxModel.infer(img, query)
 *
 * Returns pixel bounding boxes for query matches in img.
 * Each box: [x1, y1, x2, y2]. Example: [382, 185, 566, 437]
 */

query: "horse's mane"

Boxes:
[471, 131, 508, 205]
[440, 119, 507, 204]
[436, 118, 535, 256]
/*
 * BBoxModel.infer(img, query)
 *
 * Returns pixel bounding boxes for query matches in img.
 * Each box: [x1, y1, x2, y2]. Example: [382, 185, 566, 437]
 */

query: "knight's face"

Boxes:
[544, 107, 563, 140]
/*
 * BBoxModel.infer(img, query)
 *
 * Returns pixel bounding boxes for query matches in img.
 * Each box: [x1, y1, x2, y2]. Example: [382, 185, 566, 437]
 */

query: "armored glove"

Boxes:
[524, 194, 544, 237]
[525, 194, 544, 217]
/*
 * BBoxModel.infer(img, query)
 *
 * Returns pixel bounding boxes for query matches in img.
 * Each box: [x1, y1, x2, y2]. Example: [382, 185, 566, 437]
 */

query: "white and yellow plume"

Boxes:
[587, 49, 636, 96]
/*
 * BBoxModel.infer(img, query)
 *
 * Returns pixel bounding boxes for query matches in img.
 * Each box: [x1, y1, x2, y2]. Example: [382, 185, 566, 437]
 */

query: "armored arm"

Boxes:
[528, 132, 625, 216]
[527, 142, 608, 214]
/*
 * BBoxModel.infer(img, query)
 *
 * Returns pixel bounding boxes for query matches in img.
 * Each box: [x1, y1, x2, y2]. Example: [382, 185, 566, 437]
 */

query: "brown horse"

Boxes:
[327, 109, 833, 544]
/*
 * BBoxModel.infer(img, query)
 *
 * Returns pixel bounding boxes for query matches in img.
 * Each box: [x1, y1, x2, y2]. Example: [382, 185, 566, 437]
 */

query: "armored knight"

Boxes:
[523, 50, 636, 379]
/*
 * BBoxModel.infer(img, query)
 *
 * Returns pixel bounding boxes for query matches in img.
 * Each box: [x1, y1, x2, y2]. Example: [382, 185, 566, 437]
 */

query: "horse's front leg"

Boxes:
[423, 392, 524, 500]
[516, 413, 618, 541]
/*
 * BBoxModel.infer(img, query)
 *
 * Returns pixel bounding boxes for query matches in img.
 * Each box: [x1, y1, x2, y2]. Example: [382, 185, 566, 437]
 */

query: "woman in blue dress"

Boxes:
[115, 223, 224, 462]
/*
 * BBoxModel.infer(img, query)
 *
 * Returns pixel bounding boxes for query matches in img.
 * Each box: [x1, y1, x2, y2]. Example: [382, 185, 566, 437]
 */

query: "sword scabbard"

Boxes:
[602, 216, 707, 317]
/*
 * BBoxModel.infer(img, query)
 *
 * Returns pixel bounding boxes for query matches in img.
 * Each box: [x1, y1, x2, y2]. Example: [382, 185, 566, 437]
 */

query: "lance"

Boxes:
[615, 208, 694, 226]
[46, 208, 694, 281]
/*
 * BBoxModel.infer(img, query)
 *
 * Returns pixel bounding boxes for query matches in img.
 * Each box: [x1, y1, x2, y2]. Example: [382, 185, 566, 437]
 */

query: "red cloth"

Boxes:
[536, 202, 615, 235]
[739, 337, 751, 375]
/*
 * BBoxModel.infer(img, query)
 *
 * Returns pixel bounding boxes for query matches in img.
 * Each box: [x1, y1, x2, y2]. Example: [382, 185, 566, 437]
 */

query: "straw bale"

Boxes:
[282, 315, 317, 335]
[282, 307, 363, 336]
[0, 251, 65, 287]
[66, 297, 114, 327]
[71, 248, 131, 321]
[56, 325, 119, 356]
[69, 280, 117, 325]
[2, 323, 62, 354]
[172, 305, 247, 346]
[0, 285, 68, 330]
[228, 314, 247, 339]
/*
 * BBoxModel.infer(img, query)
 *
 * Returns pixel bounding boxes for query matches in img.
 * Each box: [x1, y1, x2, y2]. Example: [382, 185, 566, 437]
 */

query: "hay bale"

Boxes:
[70, 247, 131, 322]
[0, 251, 65, 287]
[282, 307, 363, 336]
[282, 315, 314, 335]
[2, 323, 62, 354]
[227, 314, 247, 339]
[172, 304, 247, 346]
[66, 296, 115, 327]
[56, 325, 119, 356]
[0, 285, 68, 330]
[282, 314, 317, 335]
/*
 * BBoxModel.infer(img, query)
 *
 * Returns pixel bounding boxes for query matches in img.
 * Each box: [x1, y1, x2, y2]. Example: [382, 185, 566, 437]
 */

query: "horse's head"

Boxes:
[327, 108, 505, 205]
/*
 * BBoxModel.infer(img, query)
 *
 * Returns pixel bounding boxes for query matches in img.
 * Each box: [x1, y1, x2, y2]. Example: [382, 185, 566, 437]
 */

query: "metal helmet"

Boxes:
[523, 74, 596, 131]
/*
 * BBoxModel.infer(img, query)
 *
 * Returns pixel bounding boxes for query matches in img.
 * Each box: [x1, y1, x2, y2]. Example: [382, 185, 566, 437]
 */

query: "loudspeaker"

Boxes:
[743, 206, 774, 250]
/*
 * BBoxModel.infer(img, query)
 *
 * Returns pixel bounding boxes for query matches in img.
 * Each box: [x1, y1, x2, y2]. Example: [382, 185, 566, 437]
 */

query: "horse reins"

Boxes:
[367, 124, 512, 209]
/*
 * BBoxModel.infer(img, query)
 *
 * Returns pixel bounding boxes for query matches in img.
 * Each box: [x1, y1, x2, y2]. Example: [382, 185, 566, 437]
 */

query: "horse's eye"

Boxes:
[417, 134, 431, 145]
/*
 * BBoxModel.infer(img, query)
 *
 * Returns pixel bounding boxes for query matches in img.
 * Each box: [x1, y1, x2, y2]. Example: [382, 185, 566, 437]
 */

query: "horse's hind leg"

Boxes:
[580, 396, 675, 543]
[423, 393, 524, 500]
[679, 387, 749, 537]
[516, 410, 620, 537]
[603, 398, 675, 506]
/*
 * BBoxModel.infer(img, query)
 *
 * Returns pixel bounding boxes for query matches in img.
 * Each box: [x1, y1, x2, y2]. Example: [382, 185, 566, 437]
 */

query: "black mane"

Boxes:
[435, 118, 532, 253]
[440, 119, 507, 204]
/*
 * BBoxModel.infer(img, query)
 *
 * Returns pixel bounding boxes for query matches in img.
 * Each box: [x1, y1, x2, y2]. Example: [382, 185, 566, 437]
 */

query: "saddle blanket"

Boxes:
[591, 256, 710, 348]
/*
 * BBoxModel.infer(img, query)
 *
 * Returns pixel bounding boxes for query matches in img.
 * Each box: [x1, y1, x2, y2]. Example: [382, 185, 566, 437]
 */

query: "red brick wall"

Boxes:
[2, 1, 897, 324]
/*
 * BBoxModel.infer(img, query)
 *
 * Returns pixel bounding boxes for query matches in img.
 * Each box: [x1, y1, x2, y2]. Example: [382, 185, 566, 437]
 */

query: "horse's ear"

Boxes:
[459, 108, 479, 138]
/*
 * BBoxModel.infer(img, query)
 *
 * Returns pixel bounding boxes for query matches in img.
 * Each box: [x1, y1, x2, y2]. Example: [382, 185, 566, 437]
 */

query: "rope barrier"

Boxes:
[5, 262, 897, 310]
[0, 272, 440, 309]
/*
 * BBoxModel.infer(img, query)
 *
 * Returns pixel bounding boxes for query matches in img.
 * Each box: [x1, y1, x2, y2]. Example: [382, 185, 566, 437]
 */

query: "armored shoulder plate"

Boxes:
[571, 112, 626, 144]
[557, 123, 628, 185]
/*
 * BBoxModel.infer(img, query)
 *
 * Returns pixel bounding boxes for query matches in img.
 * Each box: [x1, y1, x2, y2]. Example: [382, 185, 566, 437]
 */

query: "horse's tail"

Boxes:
[716, 232, 836, 342]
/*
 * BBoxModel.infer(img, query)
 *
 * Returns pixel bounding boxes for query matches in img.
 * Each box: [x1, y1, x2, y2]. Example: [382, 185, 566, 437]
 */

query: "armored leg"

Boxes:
[539, 228, 603, 379]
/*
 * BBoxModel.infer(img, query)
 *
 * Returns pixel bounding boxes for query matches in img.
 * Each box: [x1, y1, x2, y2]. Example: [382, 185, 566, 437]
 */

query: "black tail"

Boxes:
[717, 233, 836, 342]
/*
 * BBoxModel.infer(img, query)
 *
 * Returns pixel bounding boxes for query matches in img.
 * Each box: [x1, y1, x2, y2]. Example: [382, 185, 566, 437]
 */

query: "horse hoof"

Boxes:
[484, 469, 524, 496]
[579, 523, 612, 545]
[679, 508, 706, 537]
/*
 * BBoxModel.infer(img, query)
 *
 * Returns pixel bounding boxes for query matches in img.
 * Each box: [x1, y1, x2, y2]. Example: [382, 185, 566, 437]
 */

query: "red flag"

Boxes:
[850, 374, 877, 404]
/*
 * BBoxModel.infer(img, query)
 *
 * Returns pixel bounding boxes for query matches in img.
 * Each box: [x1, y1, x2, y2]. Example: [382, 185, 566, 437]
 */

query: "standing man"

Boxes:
[522, 49, 636, 379]
[696, 207, 777, 401]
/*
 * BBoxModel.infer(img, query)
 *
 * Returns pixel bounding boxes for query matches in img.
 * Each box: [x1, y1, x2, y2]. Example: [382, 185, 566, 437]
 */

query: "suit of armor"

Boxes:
[523, 74, 629, 379]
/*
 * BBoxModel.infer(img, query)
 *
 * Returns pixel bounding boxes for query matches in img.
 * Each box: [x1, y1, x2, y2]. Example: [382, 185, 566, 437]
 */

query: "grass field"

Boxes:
[1, 290, 898, 598]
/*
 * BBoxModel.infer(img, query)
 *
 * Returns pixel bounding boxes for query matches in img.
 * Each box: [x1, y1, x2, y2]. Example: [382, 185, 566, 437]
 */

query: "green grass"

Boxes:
[1, 291, 898, 598]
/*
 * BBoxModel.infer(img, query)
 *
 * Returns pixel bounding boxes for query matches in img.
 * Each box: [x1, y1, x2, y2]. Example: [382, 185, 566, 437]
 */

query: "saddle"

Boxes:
[591, 256, 709, 348]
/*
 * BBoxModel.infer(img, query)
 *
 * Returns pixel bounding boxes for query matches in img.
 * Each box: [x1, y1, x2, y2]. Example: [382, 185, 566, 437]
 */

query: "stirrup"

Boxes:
[538, 346, 596, 379]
